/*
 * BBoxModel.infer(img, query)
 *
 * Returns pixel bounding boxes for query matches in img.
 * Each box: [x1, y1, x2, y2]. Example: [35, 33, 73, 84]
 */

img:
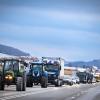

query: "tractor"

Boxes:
[0, 58, 26, 91]
[26, 62, 48, 88]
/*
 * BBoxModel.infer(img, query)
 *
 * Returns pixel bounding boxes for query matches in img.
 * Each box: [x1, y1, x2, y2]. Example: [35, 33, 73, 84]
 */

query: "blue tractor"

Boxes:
[26, 62, 48, 88]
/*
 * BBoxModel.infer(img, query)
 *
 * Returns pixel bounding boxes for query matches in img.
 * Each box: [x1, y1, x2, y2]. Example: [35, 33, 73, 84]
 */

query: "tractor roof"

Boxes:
[31, 62, 43, 65]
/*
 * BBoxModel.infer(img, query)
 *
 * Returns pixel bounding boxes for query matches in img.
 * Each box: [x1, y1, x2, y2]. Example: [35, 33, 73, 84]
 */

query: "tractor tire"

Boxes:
[0, 76, 4, 90]
[26, 76, 33, 87]
[16, 77, 23, 91]
[22, 73, 26, 91]
[41, 77, 48, 88]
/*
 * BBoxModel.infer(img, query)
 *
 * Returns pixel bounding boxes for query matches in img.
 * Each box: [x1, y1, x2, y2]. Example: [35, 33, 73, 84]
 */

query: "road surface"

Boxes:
[0, 83, 100, 100]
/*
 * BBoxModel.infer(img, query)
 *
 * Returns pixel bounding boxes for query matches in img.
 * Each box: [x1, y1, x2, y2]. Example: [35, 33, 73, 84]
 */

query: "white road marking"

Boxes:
[0, 86, 70, 100]
[93, 83, 96, 85]
[71, 96, 76, 99]
[0, 84, 82, 100]
[63, 84, 80, 89]
[80, 90, 88, 95]
[0, 86, 48, 97]
[53, 87, 59, 90]
[0, 89, 53, 100]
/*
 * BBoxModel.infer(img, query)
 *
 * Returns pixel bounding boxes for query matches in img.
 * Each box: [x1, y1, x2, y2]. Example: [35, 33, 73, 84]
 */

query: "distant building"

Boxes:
[64, 66, 87, 76]
[77, 67, 86, 72]
[64, 66, 77, 76]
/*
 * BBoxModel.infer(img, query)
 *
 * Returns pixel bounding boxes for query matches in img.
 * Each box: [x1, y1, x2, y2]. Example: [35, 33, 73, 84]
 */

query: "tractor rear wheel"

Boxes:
[16, 77, 23, 91]
[22, 73, 26, 91]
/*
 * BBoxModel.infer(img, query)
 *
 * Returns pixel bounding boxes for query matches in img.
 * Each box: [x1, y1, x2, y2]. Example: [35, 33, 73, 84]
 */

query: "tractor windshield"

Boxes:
[45, 64, 59, 71]
[4, 60, 19, 71]
[32, 64, 42, 71]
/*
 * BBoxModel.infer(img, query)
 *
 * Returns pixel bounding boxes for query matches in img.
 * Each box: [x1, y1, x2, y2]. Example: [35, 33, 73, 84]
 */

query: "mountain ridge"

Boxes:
[0, 44, 30, 56]
[65, 59, 100, 68]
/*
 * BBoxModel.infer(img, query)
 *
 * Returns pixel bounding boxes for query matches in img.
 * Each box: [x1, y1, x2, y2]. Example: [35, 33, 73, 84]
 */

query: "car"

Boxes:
[76, 76, 80, 84]
[63, 76, 73, 86]
[72, 76, 80, 84]
[91, 76, 96, 83]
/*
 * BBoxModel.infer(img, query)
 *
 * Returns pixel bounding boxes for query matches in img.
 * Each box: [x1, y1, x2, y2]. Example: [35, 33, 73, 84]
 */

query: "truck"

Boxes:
[0, 58, 26, 91]
[76, 71, 93, 84]
[26, 60, 48, 88]
[42, 57, 64, 87]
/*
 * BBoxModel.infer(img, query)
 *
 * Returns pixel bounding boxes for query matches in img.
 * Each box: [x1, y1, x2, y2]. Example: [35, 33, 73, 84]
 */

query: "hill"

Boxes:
[65, 59, 100, 68]
[0, 44, 30, 56]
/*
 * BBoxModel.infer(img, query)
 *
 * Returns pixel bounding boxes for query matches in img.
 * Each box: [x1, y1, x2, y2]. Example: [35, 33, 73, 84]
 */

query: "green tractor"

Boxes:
[0, 58, 26, 91]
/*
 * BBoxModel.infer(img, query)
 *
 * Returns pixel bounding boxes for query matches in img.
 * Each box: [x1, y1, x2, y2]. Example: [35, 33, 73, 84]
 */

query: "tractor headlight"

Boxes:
[9, 76, 13, 80]
[5, 75, 13, 80]
[5, 76, 9, 79]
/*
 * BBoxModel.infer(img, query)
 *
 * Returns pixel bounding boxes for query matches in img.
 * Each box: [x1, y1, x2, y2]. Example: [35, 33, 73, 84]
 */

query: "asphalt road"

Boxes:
[0, 83, 100, 100]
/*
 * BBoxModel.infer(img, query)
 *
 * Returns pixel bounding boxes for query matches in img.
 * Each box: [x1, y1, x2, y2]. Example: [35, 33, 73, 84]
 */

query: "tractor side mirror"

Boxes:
[30, 65, 32, 69]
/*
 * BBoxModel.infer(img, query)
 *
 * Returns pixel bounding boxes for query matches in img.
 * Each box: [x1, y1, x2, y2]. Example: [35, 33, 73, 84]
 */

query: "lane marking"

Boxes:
[71, 96, 76, 99]
[80, 90, 88, 94]
[0, 87, 50, 97]
[0, 89, 59, 100]
[0, 84, 81, 100]
[0, 86, 70, 100]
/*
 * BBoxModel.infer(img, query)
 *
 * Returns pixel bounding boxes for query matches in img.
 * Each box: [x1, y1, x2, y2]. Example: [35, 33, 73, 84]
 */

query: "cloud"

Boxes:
[0, 3, 100, 61]
[1, 5, 100, 23]
[0, 23, 100, 47]
[1, 5, 100, 36]
[43, 10, 100, 22]
[1, 6, 99, 40]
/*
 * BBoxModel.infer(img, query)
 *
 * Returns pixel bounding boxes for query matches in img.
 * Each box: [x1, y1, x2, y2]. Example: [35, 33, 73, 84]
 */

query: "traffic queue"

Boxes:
[0, 57, 99, 91]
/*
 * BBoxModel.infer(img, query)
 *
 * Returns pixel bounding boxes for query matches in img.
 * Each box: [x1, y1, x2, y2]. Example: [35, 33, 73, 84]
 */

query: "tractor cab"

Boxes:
[31, 63, 43, 75]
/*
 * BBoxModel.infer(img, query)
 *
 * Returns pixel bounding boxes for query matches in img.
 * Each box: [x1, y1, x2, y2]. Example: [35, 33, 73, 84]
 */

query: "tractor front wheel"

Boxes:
[26, 76, 33, 87]
[41, 77, 48, 88]
[0, 76, 4, 90]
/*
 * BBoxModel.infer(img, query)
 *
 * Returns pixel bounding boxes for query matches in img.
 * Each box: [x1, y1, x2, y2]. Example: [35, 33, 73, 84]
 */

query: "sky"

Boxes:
[0, 0, 100, 61]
